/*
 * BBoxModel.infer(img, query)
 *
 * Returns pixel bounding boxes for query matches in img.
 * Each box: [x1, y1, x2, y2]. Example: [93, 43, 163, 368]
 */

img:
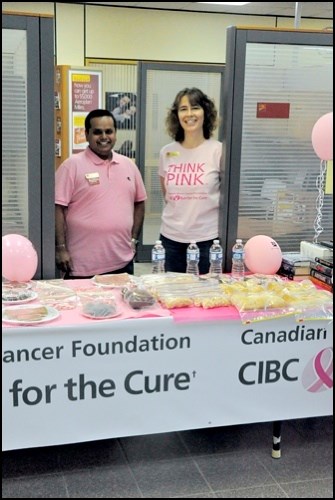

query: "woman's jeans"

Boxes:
[159, 234, 217, 275]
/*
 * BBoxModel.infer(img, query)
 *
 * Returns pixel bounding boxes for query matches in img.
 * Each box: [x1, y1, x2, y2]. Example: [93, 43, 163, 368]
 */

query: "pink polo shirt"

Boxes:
[55, 147, 147, 276]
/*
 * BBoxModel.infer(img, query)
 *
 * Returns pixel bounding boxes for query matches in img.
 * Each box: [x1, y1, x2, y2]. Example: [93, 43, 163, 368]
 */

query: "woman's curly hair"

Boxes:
[165, 87, 218, 142]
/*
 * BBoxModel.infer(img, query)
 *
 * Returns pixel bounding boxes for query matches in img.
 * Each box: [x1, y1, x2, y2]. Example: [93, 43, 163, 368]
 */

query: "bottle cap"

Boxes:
[155, 240, 162, 244]
[213, 239, 220, 244]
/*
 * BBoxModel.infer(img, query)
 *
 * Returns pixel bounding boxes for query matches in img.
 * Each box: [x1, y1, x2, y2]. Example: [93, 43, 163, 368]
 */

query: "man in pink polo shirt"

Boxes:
[55, 109, 147, 278]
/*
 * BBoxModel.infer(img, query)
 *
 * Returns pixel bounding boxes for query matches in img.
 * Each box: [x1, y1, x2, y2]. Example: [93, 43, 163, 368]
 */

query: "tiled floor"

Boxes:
[134, 262, 152, 276]
[2, 416, 333, 498]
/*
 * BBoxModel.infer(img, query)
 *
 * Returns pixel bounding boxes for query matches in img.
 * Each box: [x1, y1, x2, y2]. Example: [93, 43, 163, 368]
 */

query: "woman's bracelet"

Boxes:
[56, 244, 66, 249]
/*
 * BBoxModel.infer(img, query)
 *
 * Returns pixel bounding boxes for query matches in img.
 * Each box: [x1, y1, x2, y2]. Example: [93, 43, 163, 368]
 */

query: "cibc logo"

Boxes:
[301, 347, 333, 393]
[238, 359, 299, 385]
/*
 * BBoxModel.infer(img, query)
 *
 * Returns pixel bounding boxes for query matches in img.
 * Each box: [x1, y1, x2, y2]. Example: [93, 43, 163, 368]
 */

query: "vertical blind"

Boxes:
[2, 29, 28, 237]
[237, 43, 333, 251]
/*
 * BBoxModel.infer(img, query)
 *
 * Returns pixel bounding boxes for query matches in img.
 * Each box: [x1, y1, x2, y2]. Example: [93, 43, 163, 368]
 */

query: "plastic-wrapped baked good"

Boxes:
[3, 305, 49, 322]
[122, 287, 156, 309]
[78, 290, 118, 319]
[33, 283, 77, 310]
[81, 301, 118, 319]
[159, 295, 194, 309]
[2, 287, 36, 304]
[231, 292, 286, 311]
[139, 273, 199, 288]
[193, 291, 231, 308]
[92, 273, 133, 288]
[2, 281, 32, 290]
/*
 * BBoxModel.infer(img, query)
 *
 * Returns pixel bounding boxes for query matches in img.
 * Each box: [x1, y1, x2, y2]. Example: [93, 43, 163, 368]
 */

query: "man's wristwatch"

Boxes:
[131, 238, 139, 246]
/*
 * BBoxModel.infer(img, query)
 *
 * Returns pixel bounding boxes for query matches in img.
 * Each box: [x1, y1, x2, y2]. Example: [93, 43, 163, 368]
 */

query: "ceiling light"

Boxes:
[197, 3, 251, 5]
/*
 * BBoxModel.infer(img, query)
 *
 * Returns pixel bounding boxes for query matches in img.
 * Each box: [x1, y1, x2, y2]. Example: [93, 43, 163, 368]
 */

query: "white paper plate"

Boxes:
[2, 281, 32, 290]
[2, 304, 60, 325]
[80, 310, 122, 320]
[2, 290, 38, 305]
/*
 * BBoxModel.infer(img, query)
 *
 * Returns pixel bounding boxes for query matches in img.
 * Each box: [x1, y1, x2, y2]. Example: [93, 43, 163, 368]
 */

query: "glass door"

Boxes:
[137, 62, 224, 261]
[2, 14, 55, 278]
[223, 27, 333, 269]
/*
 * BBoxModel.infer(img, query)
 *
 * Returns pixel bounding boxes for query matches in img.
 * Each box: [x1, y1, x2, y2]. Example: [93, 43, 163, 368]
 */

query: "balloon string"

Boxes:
[313, 159, 327, 243]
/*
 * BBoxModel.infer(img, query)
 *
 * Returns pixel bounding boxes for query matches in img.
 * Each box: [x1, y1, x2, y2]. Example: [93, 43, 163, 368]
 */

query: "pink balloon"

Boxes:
[244, 235, 282, 275]
[311, 112, 333, 160]
[2, 234, 38, 282]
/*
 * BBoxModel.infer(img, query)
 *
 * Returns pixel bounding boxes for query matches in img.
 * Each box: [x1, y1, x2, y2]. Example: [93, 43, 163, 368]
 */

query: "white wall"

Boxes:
[3, 2, 332, 66]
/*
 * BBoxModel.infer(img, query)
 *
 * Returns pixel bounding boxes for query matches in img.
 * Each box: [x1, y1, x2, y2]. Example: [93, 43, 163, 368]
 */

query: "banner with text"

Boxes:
[2, 316, 333, 450]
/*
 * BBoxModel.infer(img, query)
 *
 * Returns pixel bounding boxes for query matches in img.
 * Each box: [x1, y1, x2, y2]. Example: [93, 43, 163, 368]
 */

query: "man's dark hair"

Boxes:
[85, 109, 117, 132]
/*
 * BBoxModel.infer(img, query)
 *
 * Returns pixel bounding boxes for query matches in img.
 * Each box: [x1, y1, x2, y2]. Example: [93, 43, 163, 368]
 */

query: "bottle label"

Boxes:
[152, 253, 165, 262]
[232, 252, 244, 260]
[187, 251, 199, 262]
[210, 252, 223, 261]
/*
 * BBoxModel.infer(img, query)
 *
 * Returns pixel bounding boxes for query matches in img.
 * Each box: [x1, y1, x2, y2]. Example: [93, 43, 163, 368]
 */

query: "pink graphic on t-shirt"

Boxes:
[166, 163, 205, 186]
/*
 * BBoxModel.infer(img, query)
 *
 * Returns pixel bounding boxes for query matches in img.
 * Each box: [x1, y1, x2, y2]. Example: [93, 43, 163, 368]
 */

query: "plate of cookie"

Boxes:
[2, 304, 60, 325]
[2, 288, 38, 305]
[92, 273, 133, 288]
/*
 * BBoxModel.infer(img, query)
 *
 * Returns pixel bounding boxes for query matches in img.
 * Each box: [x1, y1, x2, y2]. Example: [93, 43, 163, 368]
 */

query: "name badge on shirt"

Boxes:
[85, 172, 100, 185]
[166, 151, 180, 158]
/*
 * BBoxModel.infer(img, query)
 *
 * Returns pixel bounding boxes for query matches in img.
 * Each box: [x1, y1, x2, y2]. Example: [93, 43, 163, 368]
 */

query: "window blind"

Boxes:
[2, 30, 28, 237]
[238, 43, 333, 251]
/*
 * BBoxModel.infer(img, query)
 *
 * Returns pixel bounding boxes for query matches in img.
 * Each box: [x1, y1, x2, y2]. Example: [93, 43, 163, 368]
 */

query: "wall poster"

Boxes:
[106, 91, 137, 159]
[69, 69, 102, 154]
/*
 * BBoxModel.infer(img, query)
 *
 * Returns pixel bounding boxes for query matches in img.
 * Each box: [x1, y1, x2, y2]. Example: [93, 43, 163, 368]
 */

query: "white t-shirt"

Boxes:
[159, 139, 222, 243]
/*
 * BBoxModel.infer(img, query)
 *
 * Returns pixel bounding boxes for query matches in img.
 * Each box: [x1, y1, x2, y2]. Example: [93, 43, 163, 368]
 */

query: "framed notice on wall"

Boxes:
[54, 66, 103, 169]
[68, 69, 102, 154]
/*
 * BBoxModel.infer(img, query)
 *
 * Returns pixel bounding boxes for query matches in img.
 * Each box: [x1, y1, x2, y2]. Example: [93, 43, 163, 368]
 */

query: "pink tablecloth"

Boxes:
[4, 277, 332, 329]
[2, 278, 243, 328]
[67, 279, 241, 324]
[169, 305, 240, 323]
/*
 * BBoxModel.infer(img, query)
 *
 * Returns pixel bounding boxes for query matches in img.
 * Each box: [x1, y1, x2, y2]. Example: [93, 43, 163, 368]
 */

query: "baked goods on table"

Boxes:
[122, 287, 156, 309]
[77, 289, 119, 319]
[2, 287, 36, 304]
[92, 273, 133, 288]
[2, 304, 60, 325]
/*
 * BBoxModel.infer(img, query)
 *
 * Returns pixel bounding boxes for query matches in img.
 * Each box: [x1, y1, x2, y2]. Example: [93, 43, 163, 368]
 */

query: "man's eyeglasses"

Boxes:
[92, 128, 114, 135]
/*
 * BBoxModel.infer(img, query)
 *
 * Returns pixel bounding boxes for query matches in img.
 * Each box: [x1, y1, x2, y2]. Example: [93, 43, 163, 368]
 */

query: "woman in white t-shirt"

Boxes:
[159, 87, 222, 274]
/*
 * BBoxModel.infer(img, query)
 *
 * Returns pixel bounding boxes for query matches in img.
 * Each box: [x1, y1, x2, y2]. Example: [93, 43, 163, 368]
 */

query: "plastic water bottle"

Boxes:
[231, 238, 245, 280]
[209, 239, 223, 275]
[186, 241, 200, 276]
[151, 240, 165, 273]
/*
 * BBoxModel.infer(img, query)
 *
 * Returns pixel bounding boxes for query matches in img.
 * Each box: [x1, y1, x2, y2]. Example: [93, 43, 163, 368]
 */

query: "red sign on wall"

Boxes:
[257, 102, 290, 119]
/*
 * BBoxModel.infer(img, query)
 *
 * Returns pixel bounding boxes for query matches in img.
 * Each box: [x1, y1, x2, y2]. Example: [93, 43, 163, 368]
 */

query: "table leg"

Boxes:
[272, 420, 282, 458]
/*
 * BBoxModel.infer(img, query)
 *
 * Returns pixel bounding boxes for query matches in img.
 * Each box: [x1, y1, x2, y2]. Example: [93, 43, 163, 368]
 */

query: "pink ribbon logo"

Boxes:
[302, 347, 333, 393]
